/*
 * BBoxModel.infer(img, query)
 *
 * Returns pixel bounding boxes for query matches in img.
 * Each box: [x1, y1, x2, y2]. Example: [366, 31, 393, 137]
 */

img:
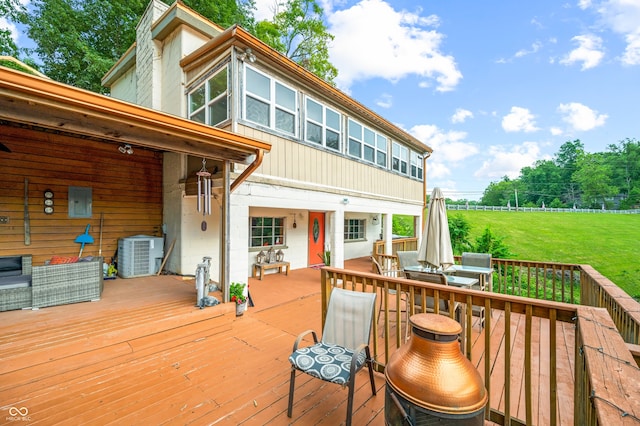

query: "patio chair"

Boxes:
[403, 270, 455, 315]
[371, 256, 409, 340]
[288, 287, 377, 426]
[403, 270, 464, 350]
[396, 250, 419, 271]
[457, 252, 493, 327]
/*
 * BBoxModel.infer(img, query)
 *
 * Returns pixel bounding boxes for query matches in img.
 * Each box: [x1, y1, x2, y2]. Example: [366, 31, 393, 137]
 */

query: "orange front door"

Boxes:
[308, 212, 325, 266]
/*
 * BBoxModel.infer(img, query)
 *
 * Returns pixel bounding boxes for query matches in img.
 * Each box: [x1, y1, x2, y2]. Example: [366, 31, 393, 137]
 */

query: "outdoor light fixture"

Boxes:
[118, 144, 133, 155]
[342, 198, 349, 205]
[238, 48, 256, 63]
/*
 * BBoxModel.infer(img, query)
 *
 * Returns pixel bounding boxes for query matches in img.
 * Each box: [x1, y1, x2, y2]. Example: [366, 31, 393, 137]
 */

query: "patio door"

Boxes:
[308, 212, 325, 266]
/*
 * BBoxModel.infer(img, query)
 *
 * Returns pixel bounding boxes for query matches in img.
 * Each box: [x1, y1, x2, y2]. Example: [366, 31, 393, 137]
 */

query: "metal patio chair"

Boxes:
[287, 287, 377, 426]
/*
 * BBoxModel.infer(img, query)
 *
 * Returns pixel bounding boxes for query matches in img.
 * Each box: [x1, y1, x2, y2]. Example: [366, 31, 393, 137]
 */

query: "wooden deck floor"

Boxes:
[0, 258, 574, 425]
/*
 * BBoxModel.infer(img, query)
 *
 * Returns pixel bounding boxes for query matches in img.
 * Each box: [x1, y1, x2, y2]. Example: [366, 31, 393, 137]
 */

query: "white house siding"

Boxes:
[234, 124, 424, 202]
[159, 26, 214, 117]
[109, 66, 137, 104]
[230, 180, 422, 279]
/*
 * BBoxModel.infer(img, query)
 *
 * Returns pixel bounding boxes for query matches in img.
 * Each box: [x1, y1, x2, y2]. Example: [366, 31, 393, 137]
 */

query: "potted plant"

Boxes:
[230, 282, 248, 316]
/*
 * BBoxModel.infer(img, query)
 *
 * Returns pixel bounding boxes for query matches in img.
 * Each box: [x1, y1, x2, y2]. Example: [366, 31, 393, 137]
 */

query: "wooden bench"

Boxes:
[252, 261, 290, 280]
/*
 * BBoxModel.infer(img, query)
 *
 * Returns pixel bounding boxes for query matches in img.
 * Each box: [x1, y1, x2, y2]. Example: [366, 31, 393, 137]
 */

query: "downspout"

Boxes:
[230, 149, 264, 193]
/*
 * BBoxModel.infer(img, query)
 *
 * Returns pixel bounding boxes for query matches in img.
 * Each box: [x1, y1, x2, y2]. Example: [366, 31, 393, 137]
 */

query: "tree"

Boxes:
[473, 227, 513, 259]
[448, 213, 472, 255]
[480, 177, 518, 206]
[392, 215, 414, 237]
[519, 160, 563, 206]
[182, 0, 256, 31]
[22, 0, 149, 93]
[555, 140, 584, 205]
[254, 0, 337, 84]
[572, 152, 618, 208]
[0, 0, 23, 57]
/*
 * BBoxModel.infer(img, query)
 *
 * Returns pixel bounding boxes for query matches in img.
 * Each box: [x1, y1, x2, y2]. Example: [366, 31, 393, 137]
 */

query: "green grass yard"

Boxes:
[451, 210, 640, 299]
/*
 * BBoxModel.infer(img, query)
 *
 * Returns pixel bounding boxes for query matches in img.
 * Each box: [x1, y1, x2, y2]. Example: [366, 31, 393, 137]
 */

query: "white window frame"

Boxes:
[304, 97, 341, 152]
[187, 64, 229, 126]
[410, 151, 424, 181]
[344, 218, 366, 241]
[249, 216, 286, 248]
[244, 65, 298, 136]
[392, 142, 409, 175]
[348, 119, 388, 165]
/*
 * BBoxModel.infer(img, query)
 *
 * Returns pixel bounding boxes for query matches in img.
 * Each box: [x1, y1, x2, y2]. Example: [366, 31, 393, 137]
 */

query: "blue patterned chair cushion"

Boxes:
[289, 342, 366, 385]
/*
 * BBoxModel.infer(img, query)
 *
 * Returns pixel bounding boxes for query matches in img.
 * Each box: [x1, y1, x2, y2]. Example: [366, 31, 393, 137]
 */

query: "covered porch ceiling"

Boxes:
[0, 67, 270, 162]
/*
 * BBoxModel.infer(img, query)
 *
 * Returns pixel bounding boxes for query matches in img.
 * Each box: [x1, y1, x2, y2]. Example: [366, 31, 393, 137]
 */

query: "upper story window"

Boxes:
[392, 142, 409, 175]
[305, 97, 341, 151]
[348, 119, 387, 165]
[244, 66, 297, 136]
[411, 152, 424, 180]
[188, 65, 229, 126]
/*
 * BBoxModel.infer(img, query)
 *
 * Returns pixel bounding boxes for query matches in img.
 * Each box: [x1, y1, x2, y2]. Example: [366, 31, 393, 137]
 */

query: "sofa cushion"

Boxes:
[0, 256, 22, 277]
[49, 256, 80, 265]
[0, 274, 32, 289]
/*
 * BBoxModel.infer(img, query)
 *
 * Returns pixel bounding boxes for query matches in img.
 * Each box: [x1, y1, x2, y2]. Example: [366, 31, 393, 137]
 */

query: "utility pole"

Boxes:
[515, 189, 519, 211]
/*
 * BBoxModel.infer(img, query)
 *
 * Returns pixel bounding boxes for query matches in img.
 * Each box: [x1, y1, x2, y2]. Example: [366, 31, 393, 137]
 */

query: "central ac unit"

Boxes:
[118, 235, 164, 278]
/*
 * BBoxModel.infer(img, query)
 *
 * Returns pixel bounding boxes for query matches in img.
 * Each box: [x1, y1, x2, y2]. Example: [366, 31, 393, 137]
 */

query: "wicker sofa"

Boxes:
[0, 255, 103, 312]
[0, 255, 33, 312]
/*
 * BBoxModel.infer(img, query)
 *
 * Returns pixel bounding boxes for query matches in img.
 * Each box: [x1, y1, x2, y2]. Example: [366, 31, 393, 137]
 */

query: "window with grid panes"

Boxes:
[244, 66, 297, 135]
[250, 217, 285, 247]
[410, 151, 424, 180]
[188, 65, 229, 126]
[348, 119, 387, 165]
[344, 219, 366, 241]
[392, 142, 409, 175]
[305, 97, 341, 151]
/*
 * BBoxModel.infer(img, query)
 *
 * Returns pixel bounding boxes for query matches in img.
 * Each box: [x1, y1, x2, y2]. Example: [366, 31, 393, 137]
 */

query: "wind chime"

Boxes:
[197, 158, 212, 231]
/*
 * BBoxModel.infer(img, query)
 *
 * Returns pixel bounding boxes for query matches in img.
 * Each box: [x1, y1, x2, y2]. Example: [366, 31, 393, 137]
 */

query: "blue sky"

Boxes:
[5, 1, 639, 201]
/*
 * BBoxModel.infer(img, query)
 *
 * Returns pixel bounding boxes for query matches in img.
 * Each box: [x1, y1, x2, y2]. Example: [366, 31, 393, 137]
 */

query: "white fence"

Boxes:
[446, 205, 640, 214]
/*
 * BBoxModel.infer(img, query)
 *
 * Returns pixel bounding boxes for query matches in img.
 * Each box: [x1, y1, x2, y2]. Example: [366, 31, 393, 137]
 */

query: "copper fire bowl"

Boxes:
[385, 313, 488, 415]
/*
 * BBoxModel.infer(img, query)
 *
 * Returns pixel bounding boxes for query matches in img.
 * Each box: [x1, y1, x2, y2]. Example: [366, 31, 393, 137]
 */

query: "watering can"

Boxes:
[75, 224, 94, 256]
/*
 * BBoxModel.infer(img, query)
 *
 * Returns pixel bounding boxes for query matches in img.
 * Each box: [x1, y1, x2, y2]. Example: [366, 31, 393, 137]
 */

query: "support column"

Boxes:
[328, 210, 344, 268]
[384, 213, 393, 254]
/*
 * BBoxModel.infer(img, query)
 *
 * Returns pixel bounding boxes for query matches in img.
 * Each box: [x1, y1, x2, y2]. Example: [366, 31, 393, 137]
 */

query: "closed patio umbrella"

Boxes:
[417, 187, 454, 271]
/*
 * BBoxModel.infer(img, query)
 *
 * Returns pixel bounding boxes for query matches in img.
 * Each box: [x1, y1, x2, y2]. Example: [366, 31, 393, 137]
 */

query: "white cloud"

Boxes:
[474, 142, 543, 180]
[622, 32, 640, 65]
[502, 107, 539, 133]
[585, 0, 640, 64]
[560, 34, 605, 70]
[254, 0, 278, 21]
[0, 18, 19, 43]
[451, 108, 473, 124]
[557, 102, 608, 131]
[409, 124, 479, 163]
[327, 0, 462, 92]
[550, 127, 564, 136]
[376, 93, 393, 108]
[515, 41, 543, 58]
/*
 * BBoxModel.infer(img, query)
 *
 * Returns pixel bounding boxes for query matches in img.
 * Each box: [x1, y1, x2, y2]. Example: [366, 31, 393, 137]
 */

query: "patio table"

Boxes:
[445, 264, 493, 291]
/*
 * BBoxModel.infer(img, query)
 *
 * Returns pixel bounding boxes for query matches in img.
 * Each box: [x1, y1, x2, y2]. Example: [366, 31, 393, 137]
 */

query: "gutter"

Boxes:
[230, 148, 264, 193]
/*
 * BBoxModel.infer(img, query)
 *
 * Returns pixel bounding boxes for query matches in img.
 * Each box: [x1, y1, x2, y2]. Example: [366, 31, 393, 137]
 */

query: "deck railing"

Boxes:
[319, 266, 640, 426]
[372, 237, 418, 257]
[374, 251, 640, 348]
[491, 258, 581, 304]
